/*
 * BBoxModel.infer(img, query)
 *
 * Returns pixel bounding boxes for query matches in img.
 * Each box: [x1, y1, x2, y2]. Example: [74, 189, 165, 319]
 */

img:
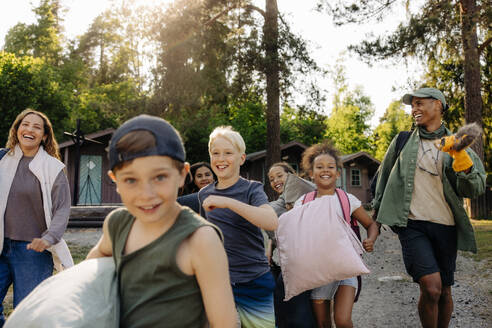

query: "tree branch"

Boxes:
[478, 36, 492, 54]
[244, 4, 265, 18]
[204, 3, 265, 27]
[204, 4, 237, 26]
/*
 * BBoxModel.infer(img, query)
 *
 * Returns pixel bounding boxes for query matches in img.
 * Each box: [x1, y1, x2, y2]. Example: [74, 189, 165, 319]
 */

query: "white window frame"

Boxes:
[351, 168, 361, 187]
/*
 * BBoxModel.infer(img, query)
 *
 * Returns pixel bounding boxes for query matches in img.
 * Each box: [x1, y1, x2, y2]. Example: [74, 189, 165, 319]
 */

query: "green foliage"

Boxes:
[422, 44, 465, 131]
[4, 0, 63, 65]
[325, 64, 374, 155]
[150, 0, 324, 118]
[0, 52, 72, 146]
[146, 0, 325, 167]
[151, 0, 259, 114]
[325, 97, 374, 155]
[3, 23, 34, 56]
[280, 105, 327, 146]
[172, 106, 216, 165]
[172, 92, 329, 164]
[209, 93, 267, 152]
[372, 101, 413, 160]
[61, 1, 152, 136]
[69, 81, 144, 134]
[74, 2, 152, 89]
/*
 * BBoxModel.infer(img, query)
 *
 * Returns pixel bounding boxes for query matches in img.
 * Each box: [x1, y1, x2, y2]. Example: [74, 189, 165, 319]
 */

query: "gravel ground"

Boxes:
[353, 228, 492, 327]
[64, 228, 102, 247]
[64, 227, 492, 327]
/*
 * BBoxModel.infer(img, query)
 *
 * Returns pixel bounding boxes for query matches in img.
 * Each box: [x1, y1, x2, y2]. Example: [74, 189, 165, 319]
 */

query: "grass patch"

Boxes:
[470, 219, 492, 267]
[471, 219, 492, 260]
[67, 243, 93, 265]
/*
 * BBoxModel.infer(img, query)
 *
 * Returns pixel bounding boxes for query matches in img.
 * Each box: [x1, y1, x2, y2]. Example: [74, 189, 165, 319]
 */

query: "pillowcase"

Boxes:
[5, 257, 119, 328]
[282, 174, 316, 204]
[276, 196, 370, 301]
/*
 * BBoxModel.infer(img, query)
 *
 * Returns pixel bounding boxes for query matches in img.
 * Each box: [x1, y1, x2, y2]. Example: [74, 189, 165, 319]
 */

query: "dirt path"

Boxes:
[63, 227, 491, 327]
[353, 228, 491, 327]
[64, 228, 102, 247]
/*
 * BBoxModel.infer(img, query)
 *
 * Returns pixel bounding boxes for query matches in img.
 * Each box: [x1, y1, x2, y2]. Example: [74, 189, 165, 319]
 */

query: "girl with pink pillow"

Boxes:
[294, 141, 379, 328]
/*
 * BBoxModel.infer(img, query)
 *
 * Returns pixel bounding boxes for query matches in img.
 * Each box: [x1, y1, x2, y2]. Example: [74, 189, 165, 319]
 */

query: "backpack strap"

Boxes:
[335, 188, 351, 225]
[334, 188, 361, 239]
[335, 187, 363, 303]
[395, 131, 411, 157]
[302, 191, 317, 204]
[0, 148, 9, 161]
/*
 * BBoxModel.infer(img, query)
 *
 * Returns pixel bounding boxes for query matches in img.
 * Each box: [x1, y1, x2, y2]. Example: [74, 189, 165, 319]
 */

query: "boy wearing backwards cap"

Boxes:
[373, 88, 485, 328]
[199, 126, 278, 328]
[87, 115, 236, 328]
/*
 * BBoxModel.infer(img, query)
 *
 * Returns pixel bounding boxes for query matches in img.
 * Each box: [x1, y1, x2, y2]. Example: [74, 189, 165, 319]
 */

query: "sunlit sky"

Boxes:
[0, 0, 423, 126]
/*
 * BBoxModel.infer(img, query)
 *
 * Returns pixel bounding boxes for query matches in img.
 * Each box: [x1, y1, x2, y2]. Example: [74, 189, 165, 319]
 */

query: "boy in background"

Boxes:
[87, 115, 236, 328]
[199, 126, 278, 328]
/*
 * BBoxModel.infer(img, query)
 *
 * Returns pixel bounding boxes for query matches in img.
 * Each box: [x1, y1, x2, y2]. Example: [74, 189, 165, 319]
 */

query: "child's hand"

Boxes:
[362, 238, 375, 252]
[202, 195, 232, 211]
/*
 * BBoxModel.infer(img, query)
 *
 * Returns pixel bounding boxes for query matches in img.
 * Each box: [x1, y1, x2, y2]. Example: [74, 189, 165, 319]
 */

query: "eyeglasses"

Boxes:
[417, 162, 439, 176]
[417, 140, 440, 177]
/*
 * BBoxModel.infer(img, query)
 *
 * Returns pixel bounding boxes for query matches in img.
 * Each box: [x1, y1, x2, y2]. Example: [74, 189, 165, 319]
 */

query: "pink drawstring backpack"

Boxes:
[276, 191, 370, 301]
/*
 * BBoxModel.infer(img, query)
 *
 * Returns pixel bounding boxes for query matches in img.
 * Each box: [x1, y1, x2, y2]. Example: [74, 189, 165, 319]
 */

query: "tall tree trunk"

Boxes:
[460, 0, 486, 218]
[264, 0, 281, 176]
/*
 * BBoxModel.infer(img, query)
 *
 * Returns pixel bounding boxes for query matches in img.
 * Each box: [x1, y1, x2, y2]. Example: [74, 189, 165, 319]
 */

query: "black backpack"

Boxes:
[0, 148, 9, 161]
[370, 131, 411, 198]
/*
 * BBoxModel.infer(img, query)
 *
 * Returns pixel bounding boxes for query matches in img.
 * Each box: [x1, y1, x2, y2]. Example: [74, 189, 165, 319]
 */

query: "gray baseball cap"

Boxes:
[108, 114, 185, 170]
[402, 87, 448, 111]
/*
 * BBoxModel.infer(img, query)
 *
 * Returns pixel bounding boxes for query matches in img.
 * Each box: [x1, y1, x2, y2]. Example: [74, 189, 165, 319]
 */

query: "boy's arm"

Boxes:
[86, 217, 113, 259]
[202, 195, 278, 230]
[352, 206, 379, 252]
[190, 226, 236, 328]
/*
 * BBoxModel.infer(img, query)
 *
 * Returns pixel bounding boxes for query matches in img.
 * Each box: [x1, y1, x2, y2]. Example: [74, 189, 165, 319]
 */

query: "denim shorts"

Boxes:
[311, 277, 357, 300]
[397, 219, 457, 286]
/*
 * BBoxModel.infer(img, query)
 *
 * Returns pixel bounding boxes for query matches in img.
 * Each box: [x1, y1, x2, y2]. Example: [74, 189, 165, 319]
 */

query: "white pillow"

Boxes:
[276, 197, 370, 301]
[282, 174, 316, 204]
[5, 257, 119, 328]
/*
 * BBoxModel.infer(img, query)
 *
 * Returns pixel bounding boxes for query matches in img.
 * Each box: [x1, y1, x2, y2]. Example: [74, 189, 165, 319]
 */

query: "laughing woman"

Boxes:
[0, 109, 73, 326]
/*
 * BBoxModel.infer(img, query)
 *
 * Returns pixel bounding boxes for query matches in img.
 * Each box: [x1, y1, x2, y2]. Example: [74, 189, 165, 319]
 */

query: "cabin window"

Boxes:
[351, 168, 361, 187]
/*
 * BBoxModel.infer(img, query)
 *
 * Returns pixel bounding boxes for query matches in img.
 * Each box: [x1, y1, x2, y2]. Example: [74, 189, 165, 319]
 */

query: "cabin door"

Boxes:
[78, 155, 102, 205]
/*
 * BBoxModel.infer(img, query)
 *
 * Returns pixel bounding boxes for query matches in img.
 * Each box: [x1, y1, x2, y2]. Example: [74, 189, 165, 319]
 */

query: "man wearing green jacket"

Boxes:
[373, 88, 486, 328]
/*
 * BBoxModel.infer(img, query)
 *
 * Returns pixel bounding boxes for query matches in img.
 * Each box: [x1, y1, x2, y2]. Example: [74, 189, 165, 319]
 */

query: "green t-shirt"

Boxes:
[107, 207, 221, 328]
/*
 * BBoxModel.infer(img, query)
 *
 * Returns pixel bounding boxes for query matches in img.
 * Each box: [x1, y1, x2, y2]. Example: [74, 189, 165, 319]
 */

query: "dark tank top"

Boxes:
[107, 207, 221, 328]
